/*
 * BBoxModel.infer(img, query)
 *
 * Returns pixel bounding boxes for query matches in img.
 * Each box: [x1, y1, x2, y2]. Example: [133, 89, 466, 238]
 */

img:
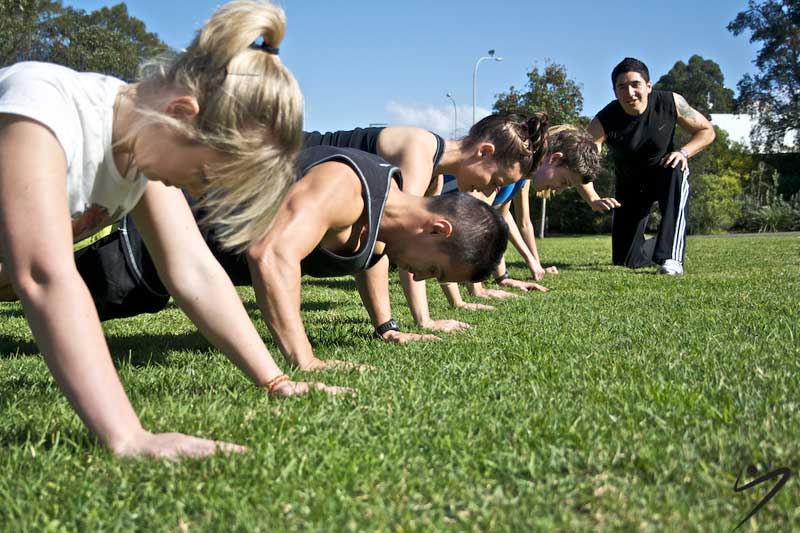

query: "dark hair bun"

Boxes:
[525, 112, 549, 143]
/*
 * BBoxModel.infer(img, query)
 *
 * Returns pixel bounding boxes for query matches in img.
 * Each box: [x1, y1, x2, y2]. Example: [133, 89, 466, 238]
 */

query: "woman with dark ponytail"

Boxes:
[302, 112, 570, 341]
[442, 125, 602, 309]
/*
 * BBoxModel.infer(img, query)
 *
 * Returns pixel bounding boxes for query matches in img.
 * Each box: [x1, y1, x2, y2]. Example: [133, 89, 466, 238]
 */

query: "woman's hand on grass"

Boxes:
[531, 261, 546, 281]
[269, 380, 355, 397]
[476, 287, 520, 299]
[498, 278, 549, 293]
[114, 431, 247, 461]
[419, 318, 470, 333]
[455, 301, 496, 311]
[296, 357, 372, 372]
[380, 330, 441, 343]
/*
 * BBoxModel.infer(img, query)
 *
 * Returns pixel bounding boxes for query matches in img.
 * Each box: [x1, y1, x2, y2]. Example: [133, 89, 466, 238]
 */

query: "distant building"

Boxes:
[710, 113, 798, 154]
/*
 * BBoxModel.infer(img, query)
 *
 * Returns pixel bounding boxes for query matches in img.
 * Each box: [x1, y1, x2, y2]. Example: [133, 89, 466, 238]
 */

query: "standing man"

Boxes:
[577, 57, 715, 275]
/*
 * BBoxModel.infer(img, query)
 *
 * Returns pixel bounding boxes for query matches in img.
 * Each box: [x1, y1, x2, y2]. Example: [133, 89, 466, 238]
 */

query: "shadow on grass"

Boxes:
[240, 299, 340, 316]
[305, 278, 357, 292]
[0, 338, 38, 357]
[506, 260, 576, 271]
[0, 425, 93, 451]
[0, 330, 213, 366]
[0, 307, 24, 318]
[506, 260, 620, 273]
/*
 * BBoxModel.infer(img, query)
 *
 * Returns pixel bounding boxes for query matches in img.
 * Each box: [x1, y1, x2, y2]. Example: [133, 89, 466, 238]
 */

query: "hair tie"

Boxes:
[261, 44, 280, 55]
[251, 40, 279, 55]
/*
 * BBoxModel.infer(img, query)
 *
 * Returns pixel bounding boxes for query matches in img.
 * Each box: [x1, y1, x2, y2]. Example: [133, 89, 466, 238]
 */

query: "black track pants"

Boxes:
[611, 165, 690, 268]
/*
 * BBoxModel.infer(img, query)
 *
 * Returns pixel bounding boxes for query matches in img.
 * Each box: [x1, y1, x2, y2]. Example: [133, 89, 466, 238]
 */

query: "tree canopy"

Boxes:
[0, 0, 168, 81]
[728, 0, 800, 150]
[654, 55, 736, 118]
[493, 61, 584, 126]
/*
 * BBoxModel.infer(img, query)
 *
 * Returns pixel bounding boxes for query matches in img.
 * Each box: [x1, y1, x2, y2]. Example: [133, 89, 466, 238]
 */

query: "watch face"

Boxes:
[375, 319, 400, 336]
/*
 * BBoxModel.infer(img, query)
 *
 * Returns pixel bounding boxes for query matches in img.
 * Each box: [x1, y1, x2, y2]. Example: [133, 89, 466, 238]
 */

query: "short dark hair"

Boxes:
[547, 125, 601, 184]
[611, 57, 650, 86]
[426, 193, 509, 282]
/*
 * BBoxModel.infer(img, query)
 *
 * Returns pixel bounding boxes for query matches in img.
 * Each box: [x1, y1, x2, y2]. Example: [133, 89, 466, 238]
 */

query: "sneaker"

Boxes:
[658, 259, 684, 276]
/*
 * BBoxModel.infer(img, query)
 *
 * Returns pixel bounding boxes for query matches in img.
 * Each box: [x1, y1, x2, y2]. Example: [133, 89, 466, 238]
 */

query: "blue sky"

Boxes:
[70, 0, 761, 138]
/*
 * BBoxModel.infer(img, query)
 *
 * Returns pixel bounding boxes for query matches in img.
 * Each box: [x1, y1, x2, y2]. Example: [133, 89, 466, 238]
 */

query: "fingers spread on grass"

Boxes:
[384, 331, 441, 343]
[272, 380, 356, 398]
[119, 432, 247, 461]
[302, 358, 373, 372]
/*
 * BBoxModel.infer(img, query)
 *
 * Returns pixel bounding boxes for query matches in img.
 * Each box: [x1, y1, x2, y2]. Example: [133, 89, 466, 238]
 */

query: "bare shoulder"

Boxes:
[293, 160, 364, 227]
[587, 116, 605, 140]
[377, 126, 437, 163]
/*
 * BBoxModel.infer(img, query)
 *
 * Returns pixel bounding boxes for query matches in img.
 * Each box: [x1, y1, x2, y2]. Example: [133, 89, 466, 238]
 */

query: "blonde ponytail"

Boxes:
[139, 0, 303, 251]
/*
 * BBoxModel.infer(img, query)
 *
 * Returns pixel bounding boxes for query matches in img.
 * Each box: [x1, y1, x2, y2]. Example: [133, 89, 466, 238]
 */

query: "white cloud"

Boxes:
[385, 101, 492, 139]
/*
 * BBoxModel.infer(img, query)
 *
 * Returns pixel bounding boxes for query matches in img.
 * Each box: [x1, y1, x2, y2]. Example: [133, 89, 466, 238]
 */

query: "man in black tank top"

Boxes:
[233, 146, 506, 370]
[40, 146, 508, 371]
[577, 58, 716, 275]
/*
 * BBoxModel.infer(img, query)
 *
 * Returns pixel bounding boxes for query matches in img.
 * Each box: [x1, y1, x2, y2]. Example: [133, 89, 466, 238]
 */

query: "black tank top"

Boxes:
[595, 90, 677, 179]
[303, 127, 445, 174]
[200, 146, 403, 283]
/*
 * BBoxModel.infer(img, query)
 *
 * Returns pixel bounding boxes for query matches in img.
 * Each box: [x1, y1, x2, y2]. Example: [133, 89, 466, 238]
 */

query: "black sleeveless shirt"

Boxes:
[595, 90, 677, 180]
[202, 146, 403, 283]
[303, 127, 446, 174]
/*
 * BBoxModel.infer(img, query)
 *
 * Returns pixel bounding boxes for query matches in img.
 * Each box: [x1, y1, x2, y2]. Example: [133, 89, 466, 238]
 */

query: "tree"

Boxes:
[0, 0, 64, 65]
[83, 3, 167, 78]
[493, 60, 584, 125]
[654, 55, 735, 118]
[728, 0, 800, 150]
[0, 1, 168, 81]
[494, 61, 597, 234]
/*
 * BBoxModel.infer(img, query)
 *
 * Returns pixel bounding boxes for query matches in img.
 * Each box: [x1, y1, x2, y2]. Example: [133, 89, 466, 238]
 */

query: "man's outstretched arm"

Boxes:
[577, 117, 621, 212]
[247, 161, 363, 371]
[354, 257, 440, 343]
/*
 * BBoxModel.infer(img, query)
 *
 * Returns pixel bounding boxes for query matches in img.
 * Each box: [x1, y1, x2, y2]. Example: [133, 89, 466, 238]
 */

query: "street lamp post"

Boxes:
[472, 49, 503, 125]
[445, 92, 457, 139]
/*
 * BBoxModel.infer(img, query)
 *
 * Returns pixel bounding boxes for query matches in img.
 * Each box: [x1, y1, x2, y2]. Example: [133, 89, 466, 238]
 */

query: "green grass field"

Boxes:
[1, 234, 798, 531]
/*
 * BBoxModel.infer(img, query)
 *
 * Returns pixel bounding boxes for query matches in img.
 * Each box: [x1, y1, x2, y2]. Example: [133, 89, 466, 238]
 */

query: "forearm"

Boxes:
[518, 219, 540, 264]
[504, 210, 538, 269]
[15, 271, 143, 451]
[493, 256, 508, 279]
[439, 282, 464, 307]
[399, 269, 432, 325]
[680, 128, 716, 158]
[354, 256, 392, 328]
[465, 281, 484, 296]
[577, 182, 601, 204]
[166, 261, 283, 384]
[248, 257, 316, 370]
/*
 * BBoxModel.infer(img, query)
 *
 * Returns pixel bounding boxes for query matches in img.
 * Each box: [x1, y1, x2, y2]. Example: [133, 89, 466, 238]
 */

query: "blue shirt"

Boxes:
[441, 175, 528, 207]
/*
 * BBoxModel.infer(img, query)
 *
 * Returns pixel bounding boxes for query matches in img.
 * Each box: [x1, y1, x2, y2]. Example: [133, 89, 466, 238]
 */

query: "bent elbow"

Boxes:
[11, 261, 77, 304]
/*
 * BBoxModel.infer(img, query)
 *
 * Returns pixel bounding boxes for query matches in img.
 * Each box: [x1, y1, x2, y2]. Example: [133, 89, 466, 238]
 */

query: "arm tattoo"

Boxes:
[675, 95, 704, 129]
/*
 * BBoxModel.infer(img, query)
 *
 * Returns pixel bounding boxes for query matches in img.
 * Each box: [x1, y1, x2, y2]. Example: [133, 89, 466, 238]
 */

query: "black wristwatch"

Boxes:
[494, 272, 510, 284]
[374, 318, 400, 338]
